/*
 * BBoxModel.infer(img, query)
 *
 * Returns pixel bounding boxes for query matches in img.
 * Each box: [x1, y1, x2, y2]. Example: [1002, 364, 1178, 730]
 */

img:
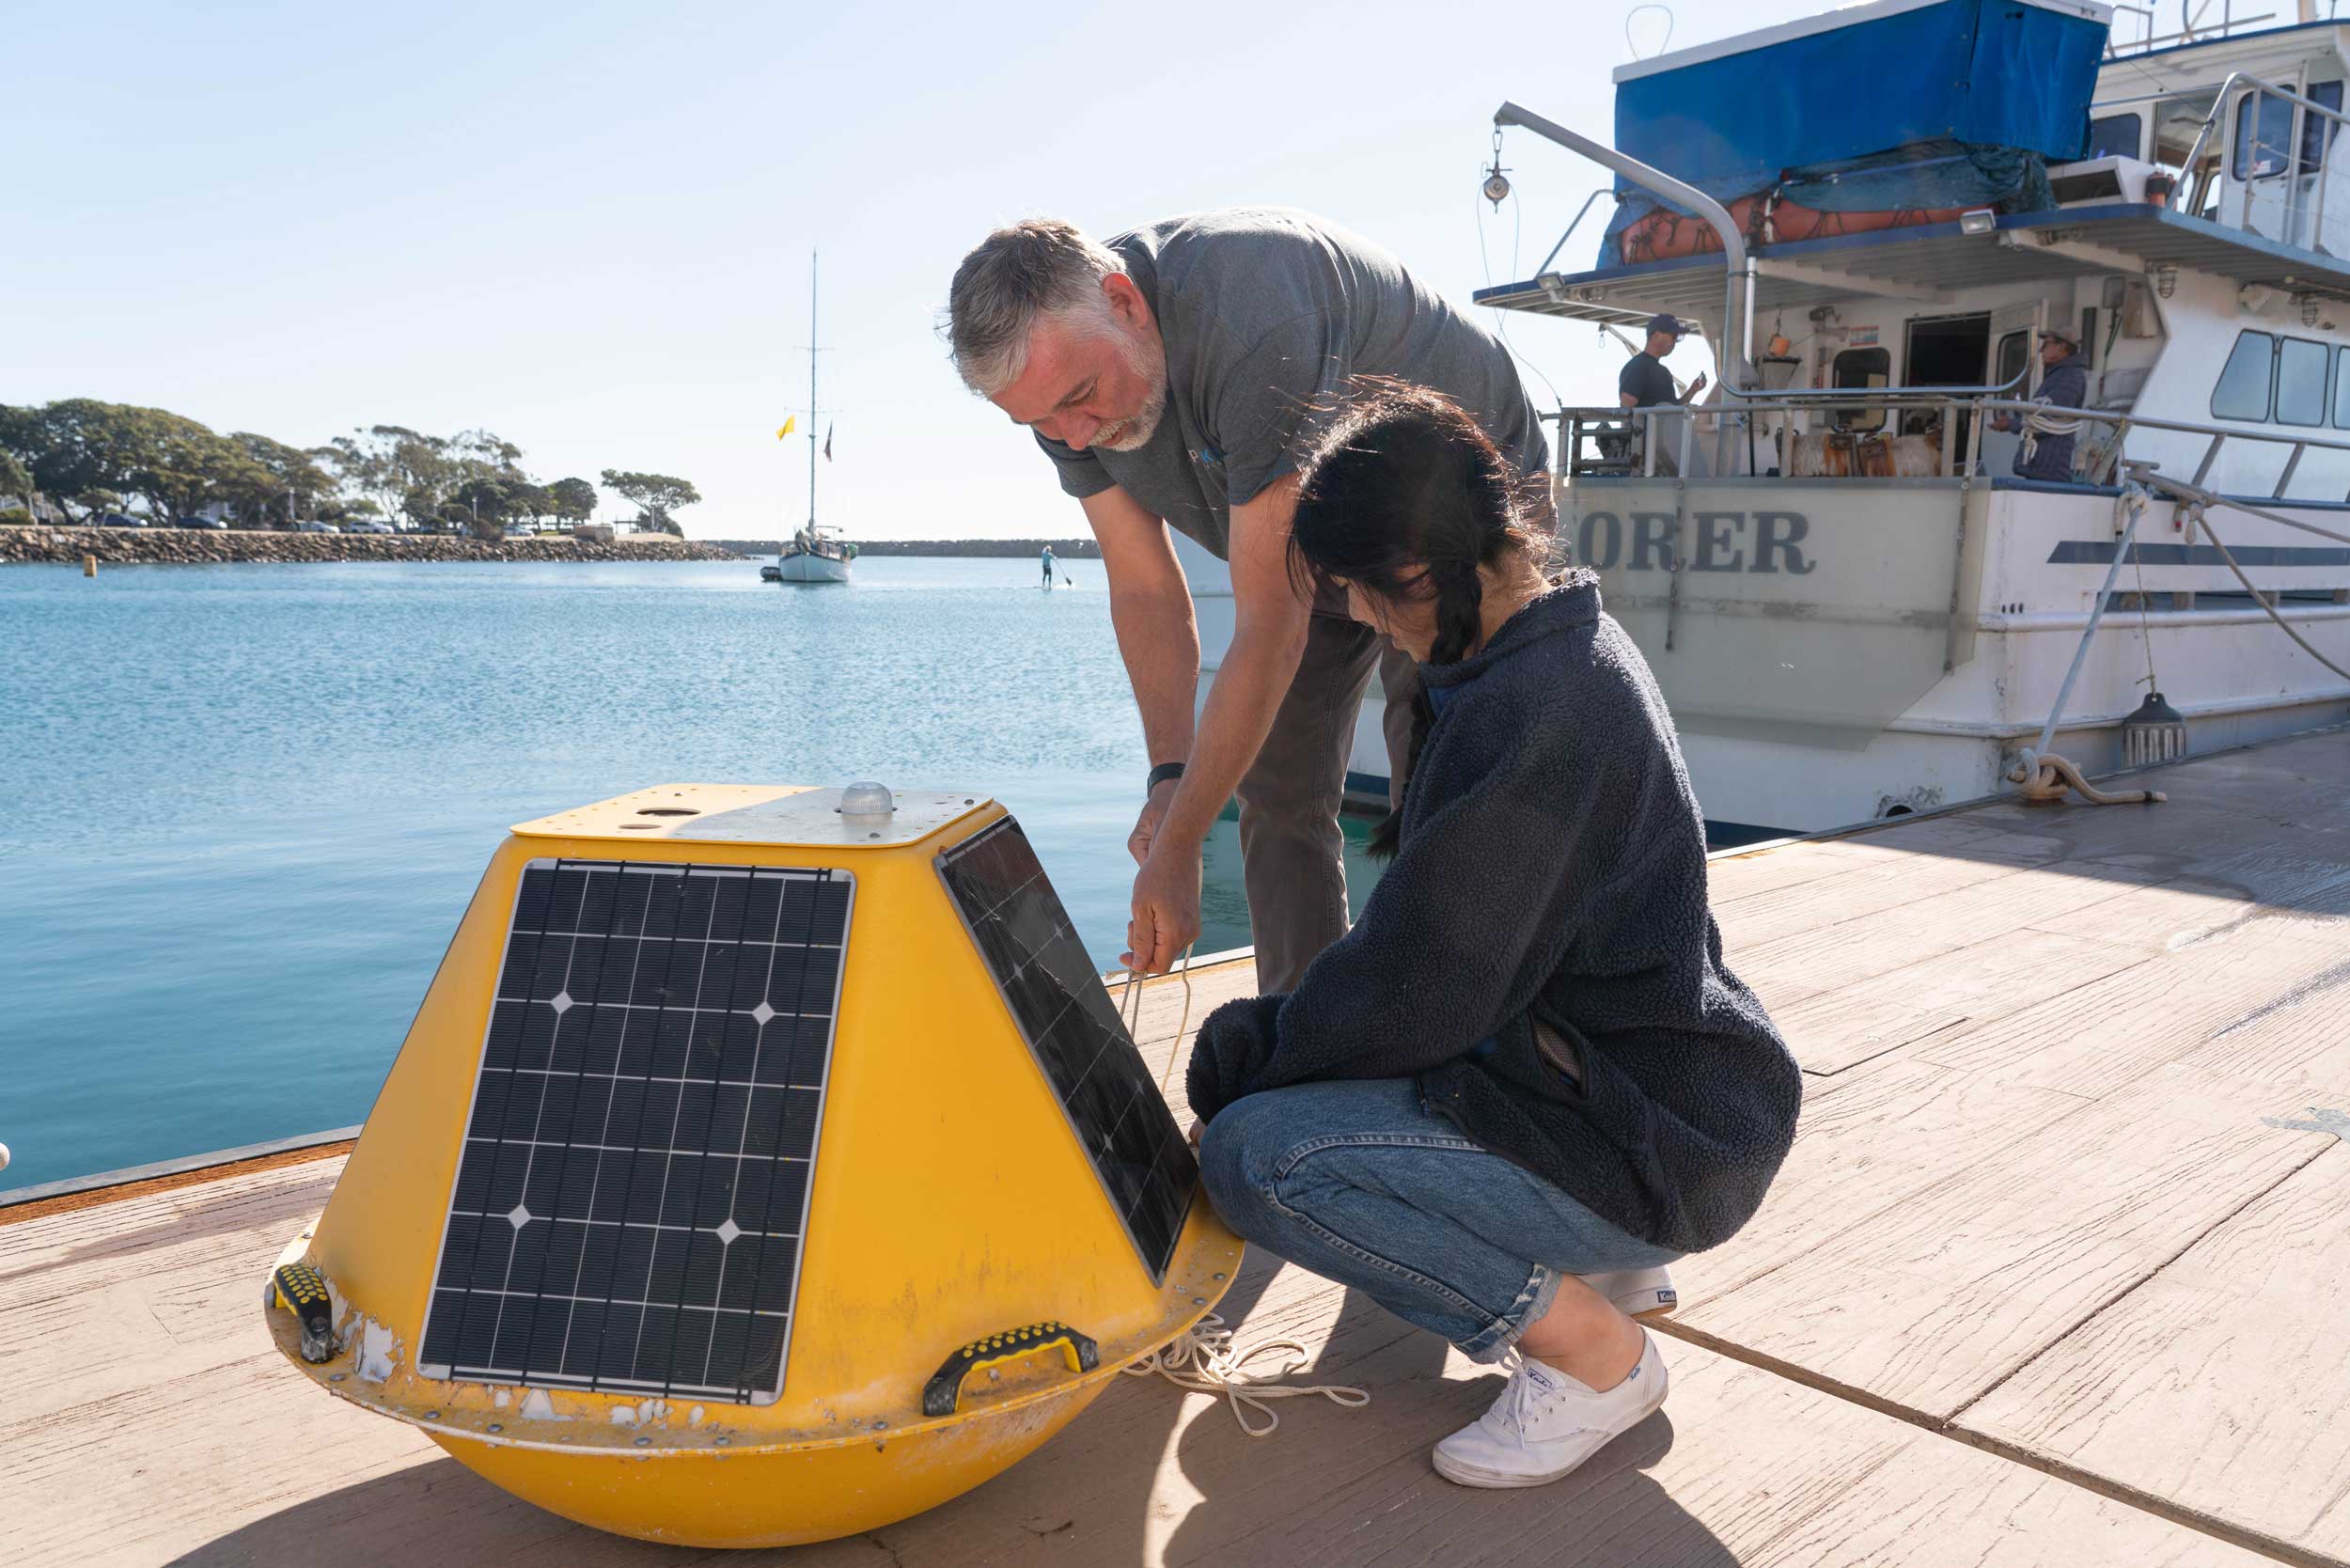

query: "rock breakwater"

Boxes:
[0, 526, 743, 567]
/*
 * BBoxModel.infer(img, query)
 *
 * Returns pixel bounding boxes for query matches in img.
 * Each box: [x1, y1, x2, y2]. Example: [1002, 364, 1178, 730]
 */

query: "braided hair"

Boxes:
[1288, 381, 1555, 857]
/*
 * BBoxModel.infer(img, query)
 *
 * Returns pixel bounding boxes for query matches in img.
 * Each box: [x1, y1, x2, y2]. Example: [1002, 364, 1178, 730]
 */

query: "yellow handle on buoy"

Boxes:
[921, 1321, 1100, 1417]
[272, 1262, 337, 1363]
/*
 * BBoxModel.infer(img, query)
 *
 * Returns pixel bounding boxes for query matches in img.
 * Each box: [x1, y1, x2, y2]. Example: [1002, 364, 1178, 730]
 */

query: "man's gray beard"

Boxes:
[1095, 380, 1167, 452]
[1094, 334, 1168, 451]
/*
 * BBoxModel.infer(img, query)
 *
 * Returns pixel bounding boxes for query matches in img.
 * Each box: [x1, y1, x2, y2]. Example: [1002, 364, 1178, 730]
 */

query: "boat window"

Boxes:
[1996, 329, 2030, 389]
[2211, 330, 2277, 421]
[1829, 346, 1891, 431]
[2086, 113, 2142, 162]
[2278, 337, 2329, 426]
[2302, 82, 2345, 172]
[2333, 348, 2350, 430]
[2233, 89, 2295, 180]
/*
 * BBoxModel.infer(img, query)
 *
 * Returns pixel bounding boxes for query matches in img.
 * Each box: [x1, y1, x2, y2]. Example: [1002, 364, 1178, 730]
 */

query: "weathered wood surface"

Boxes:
[7, 726, 2349, 1564]
[0, 1158, 2278, 1568]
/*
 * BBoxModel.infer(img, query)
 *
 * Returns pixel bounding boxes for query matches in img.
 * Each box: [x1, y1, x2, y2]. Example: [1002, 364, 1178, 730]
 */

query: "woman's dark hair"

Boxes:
[1288, 380, 1556, 857]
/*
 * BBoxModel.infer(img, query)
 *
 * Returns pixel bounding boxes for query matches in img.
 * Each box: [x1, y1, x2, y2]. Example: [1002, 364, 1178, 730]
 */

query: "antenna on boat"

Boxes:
[807, 249, 821, 536]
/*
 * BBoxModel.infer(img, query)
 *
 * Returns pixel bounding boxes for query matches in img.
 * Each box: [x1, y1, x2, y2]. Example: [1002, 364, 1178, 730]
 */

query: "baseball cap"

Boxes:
[2039, 322, 2082, 349]
[1646, 312, 1685, 337]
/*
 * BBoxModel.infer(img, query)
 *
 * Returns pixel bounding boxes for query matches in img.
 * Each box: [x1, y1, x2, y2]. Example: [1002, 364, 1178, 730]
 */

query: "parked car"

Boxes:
[344, 519, 395, 536]
[295, 520, 340, 534]
[96, 512, 143, 527]
[175, 515, 228, 530]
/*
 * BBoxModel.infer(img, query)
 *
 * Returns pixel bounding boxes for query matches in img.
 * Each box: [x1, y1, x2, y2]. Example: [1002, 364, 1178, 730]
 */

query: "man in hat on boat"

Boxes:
[945, 210, 1547, 990]
[1618, 312, 1707, 411]
[1991, 324, 2089, 482]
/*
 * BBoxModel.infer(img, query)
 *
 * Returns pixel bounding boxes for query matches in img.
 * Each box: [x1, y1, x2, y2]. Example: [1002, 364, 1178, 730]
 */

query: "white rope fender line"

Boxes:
[1123, 1312, 1371, 1437]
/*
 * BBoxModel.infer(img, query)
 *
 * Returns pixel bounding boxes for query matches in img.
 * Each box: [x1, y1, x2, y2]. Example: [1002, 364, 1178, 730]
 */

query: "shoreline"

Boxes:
[0, 525, 744, 567]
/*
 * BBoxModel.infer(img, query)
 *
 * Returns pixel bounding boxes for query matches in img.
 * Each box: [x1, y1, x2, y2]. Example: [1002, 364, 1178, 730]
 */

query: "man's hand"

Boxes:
[1684, 370, 1709, 401]
[1129, 777, 1180, 865]
[1123, 840, 1202, 975]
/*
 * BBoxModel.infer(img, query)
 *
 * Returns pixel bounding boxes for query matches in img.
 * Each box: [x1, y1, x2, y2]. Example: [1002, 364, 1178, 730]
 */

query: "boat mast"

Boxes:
[807, 249, 819, 536]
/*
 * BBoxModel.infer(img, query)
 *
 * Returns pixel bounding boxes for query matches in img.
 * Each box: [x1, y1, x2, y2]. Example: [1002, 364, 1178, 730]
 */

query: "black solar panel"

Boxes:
[417, 857, 851, 1404]
[936, 818, 1195, 1281]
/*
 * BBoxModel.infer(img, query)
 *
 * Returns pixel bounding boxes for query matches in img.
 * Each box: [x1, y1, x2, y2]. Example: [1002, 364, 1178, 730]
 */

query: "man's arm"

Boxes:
[1080, 485, 1199, 850]
[1128, 474, 1310, 971]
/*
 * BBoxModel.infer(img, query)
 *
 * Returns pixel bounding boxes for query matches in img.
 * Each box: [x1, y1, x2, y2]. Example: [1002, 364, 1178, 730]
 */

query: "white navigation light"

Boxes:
[1959, 209, 1996, 235]
[840, 780, 895, 816]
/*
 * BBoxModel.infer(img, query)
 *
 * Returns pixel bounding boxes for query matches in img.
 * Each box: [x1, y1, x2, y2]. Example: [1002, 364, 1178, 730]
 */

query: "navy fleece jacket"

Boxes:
[1185, 572, 1801, 1253]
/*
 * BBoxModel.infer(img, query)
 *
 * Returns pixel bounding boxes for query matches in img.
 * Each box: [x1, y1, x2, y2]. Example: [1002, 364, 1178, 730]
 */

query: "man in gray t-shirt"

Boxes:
[947, 209, 1548, 993]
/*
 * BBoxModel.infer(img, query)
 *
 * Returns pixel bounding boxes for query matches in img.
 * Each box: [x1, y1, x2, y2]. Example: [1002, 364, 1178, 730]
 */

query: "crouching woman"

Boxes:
[1187, 383, 1801, 1489]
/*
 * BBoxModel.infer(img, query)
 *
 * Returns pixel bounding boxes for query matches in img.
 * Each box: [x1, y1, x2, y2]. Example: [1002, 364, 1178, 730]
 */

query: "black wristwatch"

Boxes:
[1146, 761, 1186, 795]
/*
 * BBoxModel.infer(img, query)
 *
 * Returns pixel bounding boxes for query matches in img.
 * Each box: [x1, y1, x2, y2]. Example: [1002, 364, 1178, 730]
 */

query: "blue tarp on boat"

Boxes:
[1602, 0, 2109, 263]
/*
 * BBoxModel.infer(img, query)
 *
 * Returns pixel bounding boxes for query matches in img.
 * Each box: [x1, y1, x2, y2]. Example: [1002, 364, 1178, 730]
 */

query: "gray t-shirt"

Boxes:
[1036, 208, 1548, 561]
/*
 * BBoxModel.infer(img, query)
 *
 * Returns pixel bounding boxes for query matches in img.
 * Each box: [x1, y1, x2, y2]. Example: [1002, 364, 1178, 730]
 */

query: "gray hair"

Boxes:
[946, 218, 1126, 395]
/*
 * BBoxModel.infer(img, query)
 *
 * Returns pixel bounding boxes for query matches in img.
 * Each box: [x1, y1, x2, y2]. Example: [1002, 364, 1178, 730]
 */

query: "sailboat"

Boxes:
[763, 250, 855, 585]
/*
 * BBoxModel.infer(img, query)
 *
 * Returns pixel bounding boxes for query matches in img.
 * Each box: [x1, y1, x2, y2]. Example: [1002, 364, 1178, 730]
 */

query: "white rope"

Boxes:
[1122, 1312, 1371, 1438]
[2128, 470, 2350, 684]
[2019, 402, 2088, 467]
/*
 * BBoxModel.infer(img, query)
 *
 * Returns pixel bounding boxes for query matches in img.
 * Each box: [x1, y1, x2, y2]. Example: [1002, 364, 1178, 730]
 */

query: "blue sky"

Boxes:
[8, 0, 1813, 539]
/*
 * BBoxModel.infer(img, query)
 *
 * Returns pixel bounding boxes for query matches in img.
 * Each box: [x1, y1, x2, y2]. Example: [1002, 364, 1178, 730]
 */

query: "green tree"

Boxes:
[546, 476, 597, 527]
[450, 475, 516, 541]
[599, 468, 700, 534]
[327, 425, 458, 526]
[230, 432, 337, 526]
[0, 450, 32, 520]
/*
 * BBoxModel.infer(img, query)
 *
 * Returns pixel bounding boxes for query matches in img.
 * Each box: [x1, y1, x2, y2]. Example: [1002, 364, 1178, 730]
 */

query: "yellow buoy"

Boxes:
[264, 783, 1239, 1547]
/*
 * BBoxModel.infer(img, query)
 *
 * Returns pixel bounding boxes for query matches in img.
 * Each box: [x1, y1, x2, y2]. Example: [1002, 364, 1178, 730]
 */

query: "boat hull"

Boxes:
[767, 550, 852, 584]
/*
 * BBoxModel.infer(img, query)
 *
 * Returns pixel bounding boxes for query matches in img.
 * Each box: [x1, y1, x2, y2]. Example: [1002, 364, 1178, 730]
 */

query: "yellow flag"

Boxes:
[776, 416, 796, 439]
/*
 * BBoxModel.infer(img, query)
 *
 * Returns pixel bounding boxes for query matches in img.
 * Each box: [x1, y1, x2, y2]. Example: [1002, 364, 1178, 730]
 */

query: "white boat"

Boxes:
[764, 526, 854, 584]
[1192, 0, 2350, 837]
[765, 250, 854, 587]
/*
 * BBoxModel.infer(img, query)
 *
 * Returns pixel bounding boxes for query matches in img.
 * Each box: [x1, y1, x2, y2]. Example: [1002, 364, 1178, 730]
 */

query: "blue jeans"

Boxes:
[1198, 1079, 1680, 1362]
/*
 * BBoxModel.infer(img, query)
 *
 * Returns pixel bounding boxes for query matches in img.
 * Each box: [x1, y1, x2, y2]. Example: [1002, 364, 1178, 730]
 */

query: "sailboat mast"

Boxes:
[807, 250, 819, 532]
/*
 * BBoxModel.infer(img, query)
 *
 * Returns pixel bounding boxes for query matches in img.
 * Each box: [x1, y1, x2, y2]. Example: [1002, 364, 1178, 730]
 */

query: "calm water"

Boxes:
[0, 557, 1378, 1193]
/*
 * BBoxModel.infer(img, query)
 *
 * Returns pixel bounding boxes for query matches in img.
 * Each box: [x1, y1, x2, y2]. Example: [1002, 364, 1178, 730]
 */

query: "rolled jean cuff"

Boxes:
[1459, 1262, 1563, 1364]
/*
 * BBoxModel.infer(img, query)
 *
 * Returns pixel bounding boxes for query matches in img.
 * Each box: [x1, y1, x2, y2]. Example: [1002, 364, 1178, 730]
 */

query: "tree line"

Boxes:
[0, 399, 701, 540]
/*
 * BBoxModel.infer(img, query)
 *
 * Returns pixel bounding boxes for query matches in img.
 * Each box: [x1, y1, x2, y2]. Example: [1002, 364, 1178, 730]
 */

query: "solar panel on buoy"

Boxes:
[937, 819, 1194, 1280]
[417, 859, 850, 1403]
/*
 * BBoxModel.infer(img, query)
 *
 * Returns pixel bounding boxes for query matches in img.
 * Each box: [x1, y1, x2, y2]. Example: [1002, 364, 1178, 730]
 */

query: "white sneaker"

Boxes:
[1577, 1264, 1678, 1318]
[1432, 1331, 1668, 1489]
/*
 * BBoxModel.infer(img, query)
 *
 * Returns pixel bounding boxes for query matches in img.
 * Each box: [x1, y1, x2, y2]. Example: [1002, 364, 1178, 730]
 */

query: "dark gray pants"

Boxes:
[1235, 614, 1418, 994]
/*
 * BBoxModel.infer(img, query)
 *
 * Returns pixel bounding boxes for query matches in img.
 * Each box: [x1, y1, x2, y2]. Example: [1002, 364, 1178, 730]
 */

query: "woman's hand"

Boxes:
[1186, 1117, 1204, 1147]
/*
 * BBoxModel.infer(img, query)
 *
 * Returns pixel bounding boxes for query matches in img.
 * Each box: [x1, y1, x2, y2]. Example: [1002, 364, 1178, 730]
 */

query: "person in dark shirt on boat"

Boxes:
[1991, 324, 2088, 482]
[945, 211, 1547, 995]
[1618, 312, 1706, 410]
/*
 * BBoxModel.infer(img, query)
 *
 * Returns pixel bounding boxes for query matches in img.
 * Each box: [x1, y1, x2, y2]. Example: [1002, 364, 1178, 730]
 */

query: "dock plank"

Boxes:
[1761, 928, 2148, 1075]
[1956, 1142, 2350, 1565]
[1675, 1061, 2337, 1422]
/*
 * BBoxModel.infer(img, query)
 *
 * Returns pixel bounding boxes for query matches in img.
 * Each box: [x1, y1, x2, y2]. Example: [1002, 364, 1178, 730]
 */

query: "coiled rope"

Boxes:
[1116, 949, 1372, 1435]
[1122, 1312, 1371, 1437]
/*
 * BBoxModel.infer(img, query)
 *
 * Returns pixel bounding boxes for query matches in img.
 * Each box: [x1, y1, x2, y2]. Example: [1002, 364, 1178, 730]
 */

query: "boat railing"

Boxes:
[2166, 70, 2350, 247]
[2103, 3, 2295, 58]
[1553, 368, 2030, 479]
[1554, 380, 2350, 500]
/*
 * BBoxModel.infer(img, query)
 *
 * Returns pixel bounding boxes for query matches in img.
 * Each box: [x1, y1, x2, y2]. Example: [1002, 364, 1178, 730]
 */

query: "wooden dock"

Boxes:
[8, 727, 2348, 1566]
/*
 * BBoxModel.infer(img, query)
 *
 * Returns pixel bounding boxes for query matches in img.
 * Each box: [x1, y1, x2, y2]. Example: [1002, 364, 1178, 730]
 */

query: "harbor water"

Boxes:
[0, 557, 1380, 1194]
